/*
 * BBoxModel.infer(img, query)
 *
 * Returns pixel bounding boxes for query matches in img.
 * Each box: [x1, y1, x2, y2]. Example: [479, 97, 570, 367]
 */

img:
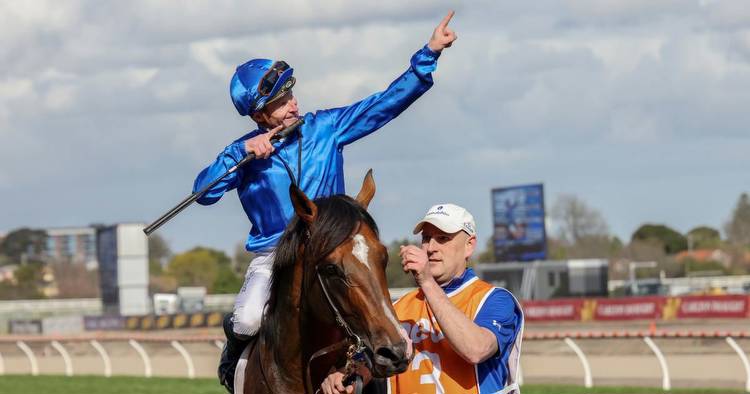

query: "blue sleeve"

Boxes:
[474, 289, 522, 359]
[324, 45, 440, 147]
[192, 140, 247, 205]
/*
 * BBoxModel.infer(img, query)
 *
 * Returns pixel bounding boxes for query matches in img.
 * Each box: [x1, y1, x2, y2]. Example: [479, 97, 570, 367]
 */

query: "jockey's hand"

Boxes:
[320, 371, 353, 394]
[400, 245, 434, 287]
[244, 123, 285, 159]
[428, 10, 457, 53]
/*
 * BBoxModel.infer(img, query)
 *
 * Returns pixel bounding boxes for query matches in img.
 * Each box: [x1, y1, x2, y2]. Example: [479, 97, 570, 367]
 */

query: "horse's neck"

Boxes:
[261, 269, 345, 393]
[261, 286, 305, 391]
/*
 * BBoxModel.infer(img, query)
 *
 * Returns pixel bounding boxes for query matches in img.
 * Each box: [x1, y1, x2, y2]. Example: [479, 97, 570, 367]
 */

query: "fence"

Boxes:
[0, 330, 748, 392]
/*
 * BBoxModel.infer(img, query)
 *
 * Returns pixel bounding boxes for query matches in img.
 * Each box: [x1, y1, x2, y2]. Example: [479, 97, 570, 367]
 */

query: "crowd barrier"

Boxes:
[523, 294, 750, 322]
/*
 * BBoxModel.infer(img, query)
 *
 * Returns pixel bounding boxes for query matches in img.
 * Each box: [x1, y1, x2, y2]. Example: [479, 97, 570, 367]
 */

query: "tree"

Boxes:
[385, 238, 417, 288]
[687, 226, 721, 250]
[631, 224, 687, 255]
[233, 242, 256, 274]
[725, 193, 750, 246]
[0, 228, 47, 264]
[167, 247, 222, 291]
[148, 233, 172, 270]
[0, 263, 45, 299]
[51, 263, 100, 298]
[476, 237, 496, 263]
[551, 195, 611, 258]
[551, 195, 609, 245]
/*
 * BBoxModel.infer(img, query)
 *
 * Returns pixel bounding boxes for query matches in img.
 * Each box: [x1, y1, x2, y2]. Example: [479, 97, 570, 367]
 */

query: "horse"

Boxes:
[239, 170, 410, 393]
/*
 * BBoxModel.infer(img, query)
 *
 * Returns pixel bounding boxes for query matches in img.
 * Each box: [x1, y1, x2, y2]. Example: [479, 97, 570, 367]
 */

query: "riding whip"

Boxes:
[143, 118, 304, 235]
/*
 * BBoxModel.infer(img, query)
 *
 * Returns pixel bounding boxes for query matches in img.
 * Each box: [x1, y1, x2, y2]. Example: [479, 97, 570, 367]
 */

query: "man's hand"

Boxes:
[320, 371, 353, 394]
[428, 10, 457, 53]
[244, 123, 285, 159]
[400, 245, 434, 286]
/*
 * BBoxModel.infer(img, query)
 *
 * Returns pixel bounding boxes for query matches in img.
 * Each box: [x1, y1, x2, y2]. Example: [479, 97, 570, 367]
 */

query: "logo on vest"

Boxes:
[402, 318, 444, 345]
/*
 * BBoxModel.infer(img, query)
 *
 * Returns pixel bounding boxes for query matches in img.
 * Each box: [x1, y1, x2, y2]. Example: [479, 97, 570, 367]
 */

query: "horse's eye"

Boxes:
[324, 264, 340, 276]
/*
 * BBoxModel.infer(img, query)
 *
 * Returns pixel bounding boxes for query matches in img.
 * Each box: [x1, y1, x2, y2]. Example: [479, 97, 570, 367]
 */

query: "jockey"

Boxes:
[193, 11, 457, 393]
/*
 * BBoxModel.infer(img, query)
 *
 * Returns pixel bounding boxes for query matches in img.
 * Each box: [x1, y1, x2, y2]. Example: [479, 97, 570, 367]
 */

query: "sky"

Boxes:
[1, 1, 749, 256]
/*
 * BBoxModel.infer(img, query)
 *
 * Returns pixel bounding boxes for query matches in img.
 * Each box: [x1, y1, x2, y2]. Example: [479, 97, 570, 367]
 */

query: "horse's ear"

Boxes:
[355, 169, 376, 209]
[290, 184, 317, 225]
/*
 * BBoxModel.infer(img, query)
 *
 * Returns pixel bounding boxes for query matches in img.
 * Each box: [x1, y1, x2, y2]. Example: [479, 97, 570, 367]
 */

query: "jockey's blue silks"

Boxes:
[194, 45, 441, 252]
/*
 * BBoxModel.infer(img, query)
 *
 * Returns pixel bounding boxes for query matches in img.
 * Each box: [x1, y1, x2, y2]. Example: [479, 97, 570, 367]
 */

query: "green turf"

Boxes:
[0, 375, 744, 394]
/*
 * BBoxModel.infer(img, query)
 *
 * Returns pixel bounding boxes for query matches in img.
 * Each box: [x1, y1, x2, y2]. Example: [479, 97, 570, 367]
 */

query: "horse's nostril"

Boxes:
[375, 346, 402, 363]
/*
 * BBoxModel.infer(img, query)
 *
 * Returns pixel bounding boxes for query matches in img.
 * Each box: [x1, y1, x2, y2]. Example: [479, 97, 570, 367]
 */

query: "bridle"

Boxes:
[303, 234, 373, 394]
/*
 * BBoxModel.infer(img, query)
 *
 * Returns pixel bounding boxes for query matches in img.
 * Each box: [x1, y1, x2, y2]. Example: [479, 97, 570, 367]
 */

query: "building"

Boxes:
[44, 227, 98, 269]
[474, 259, 609, 300]
[97, 223, 149, 316]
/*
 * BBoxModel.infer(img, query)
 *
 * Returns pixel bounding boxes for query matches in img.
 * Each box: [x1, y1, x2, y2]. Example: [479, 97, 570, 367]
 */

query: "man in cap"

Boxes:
[321, 204, 524, 394]
[194, 12, 457, 393]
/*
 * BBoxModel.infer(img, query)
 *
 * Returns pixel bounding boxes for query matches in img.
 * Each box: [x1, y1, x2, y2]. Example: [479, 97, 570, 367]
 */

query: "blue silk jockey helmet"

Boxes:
[230, 59, 296, 116]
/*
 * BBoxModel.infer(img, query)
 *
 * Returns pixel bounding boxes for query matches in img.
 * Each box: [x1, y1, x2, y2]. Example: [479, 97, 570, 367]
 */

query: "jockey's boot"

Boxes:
[218, 313, 252, 394]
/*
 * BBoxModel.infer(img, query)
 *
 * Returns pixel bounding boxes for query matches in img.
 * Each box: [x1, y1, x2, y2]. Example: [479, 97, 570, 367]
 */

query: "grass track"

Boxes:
[0, 375, 744, 394]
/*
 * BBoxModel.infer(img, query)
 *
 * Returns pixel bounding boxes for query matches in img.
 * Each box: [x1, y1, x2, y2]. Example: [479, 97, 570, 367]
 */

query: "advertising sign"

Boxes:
[492, 184, 547, 262]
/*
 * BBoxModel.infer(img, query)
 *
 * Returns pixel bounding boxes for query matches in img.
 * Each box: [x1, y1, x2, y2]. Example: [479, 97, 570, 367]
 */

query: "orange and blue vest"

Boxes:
[388, 268, 524, 394]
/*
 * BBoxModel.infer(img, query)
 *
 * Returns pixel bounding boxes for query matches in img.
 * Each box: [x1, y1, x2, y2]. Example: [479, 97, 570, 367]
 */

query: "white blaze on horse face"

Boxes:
[383, 299, 410, 346]
[352, 234, 370, 270]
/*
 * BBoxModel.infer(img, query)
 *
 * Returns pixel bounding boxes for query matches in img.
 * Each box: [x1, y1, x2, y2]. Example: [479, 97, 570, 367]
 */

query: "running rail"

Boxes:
[564, 337, 593, 388]
[726, 337, 750, 393]
[643, 336, 671, 391]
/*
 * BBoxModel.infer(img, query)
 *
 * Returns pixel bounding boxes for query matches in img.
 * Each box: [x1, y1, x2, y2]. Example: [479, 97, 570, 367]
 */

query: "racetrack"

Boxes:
[0, 376, 744, 394]
[1, 319, 748, 392]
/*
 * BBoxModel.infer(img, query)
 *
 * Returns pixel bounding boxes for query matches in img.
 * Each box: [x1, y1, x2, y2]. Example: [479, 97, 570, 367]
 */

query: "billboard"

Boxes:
[492, 183, 547, 262]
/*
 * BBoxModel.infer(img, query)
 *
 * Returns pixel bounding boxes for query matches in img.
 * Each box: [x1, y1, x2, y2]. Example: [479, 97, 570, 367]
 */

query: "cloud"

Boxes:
[1, 1, 749, 256]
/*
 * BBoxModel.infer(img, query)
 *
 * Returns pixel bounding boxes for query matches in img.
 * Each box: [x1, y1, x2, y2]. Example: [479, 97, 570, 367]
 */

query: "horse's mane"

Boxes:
[260, 193, 379, 348]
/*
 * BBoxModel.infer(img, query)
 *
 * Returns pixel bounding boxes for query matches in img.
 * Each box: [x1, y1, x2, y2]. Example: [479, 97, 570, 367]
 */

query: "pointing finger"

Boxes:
[438, 10, 455, 30]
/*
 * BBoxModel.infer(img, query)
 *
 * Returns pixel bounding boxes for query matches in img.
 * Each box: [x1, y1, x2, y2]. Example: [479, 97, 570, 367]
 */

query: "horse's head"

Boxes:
[288, 170, 410, 378]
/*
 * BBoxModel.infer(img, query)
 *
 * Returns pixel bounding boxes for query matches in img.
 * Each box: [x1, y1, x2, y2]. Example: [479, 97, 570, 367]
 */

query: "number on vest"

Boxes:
[411, 350, 445, 394]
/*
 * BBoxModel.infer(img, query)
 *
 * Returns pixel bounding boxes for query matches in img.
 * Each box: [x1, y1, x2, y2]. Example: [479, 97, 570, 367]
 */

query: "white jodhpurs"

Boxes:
[232, 251, 275, 337]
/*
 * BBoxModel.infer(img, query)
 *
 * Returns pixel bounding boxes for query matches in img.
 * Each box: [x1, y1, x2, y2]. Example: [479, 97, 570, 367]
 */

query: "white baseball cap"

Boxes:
[412, 203, 476, 236]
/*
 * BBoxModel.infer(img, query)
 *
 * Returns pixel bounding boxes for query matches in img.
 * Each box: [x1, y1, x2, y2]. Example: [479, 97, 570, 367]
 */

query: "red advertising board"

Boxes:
[676, 295, 749, 319]
[522, 299, 583, 321]
[593, 297, 664, 321]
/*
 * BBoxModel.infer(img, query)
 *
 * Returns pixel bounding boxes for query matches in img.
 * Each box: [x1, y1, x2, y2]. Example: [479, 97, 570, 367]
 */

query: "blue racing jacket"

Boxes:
[193, 45, 441, 252]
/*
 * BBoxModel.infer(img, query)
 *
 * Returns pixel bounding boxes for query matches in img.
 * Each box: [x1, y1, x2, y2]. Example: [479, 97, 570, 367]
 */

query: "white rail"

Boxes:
[644, 336, 671, 391]
[128, 339, 152, 378]
[89, 340, 112, 377]
[51, 340, 73, 376]
[726, 336, 750, 393]
[564, 337, 593, 388]
[171, 340, 195, 379]
[0, 330, 745, 391]
[16, 341, 39, 376]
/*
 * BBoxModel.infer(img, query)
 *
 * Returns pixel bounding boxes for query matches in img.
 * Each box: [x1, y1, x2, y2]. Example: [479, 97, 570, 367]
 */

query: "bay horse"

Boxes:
[239, 171, 410, 393]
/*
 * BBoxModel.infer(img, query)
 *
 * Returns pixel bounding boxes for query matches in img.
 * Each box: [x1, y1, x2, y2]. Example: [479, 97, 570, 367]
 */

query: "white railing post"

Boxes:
[726, 336, 750, 393]
[214, 340, 225, 351]
[564, 337, 593, 388]
[129, 339, 152, 378]
[90, 340, 112, 378]
[644, 337, 670, 391]
[51, 341, 74, 377]
[0, 350, 5, 375]
[171, 340, 195, 379]
[16, 341, 39, 376]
